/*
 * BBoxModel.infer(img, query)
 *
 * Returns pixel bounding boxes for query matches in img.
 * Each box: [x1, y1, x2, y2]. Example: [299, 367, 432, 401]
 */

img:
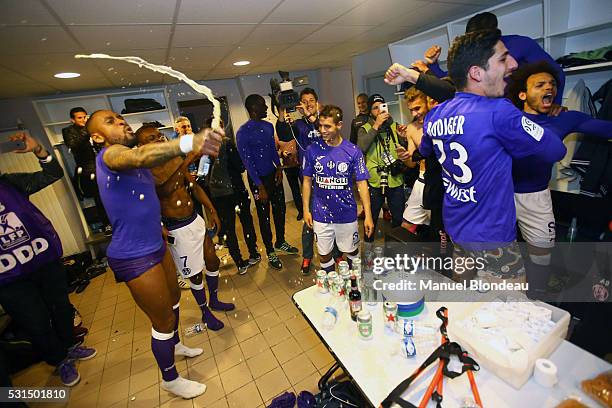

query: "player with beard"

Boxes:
[506, 62, 612, 295]
[386, 29, 567, 281]
[87, 110, 222, 399]
[136, 125, 234, 332]
[302, 105, 374, 271]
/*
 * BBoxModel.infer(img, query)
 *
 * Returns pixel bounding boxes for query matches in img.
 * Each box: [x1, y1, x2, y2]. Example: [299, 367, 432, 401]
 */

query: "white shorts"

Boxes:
[313, 220, 360, 255]
[514, 189, 555, 248]
[167, 214, 206, 278]
[403, 178, 431, 225]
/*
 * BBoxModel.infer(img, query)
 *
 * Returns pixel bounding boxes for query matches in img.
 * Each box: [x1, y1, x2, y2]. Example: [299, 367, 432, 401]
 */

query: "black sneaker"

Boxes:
[237, 259, 249, 275]
[268, 252, 283, 270]
[248, 253, 262, 265]
[274, 241, 299, 255]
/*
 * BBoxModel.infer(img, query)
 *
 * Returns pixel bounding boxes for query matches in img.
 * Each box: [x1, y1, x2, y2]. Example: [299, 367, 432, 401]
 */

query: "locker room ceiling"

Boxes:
[0, 0, 504, 99]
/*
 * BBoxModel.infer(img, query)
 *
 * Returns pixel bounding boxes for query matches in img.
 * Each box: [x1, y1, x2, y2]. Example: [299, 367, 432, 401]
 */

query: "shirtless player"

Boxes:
[136, 125, 234, 331]
[87, 110, 222, 399]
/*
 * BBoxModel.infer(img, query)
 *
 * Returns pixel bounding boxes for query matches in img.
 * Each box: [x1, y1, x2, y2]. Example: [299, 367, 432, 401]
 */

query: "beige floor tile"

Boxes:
[188, 355, 219, 383]
[246, 349, 279, 379]
[67, 392, 99, 408]
[107, 332, 134, 353]
[241, 290, 266, 306]
[101, 359, 132, 386]
[260, 283, 284, 299]
[292, 328, 321, 352]
[248, 299, 275, 318]
[284, 315, 309, 335]
[254, 367, 290, 402]
[261, 323, 291, 347]
[89, 317, 113, 334]
[254, 310, 281, 331]
[131, 351, 157, 374]
[184, 340, 213, 368]
[209, 330, 238, 354]
[233, 320, 260, 342]
[219, 362, 253, 394]
[226, 309, 255, 328]
[305, 343, 334, 371]
[226, 381, 263, 408]
[159, 397, 194, 408]
[108, 399, 128, 408]
[69, 371, 102, 401]
[214, 344, 246, 373]
[191, 375, 225, 407]
[276, 303, 299, 321]
[97, 377, 130, 408]
[127, 383, 160, 408]
[281, 353, 317, 385]
[95, 305, 116, 321]
[267, 292, 291, 309]
[239, 333, 270, 360]
[129, 364, 158, 394]
[205, 398, 229, 408]
[271, 337, 302, 364]
[78, 356, 106, 377]
[104, 344, 133, 369]
[292, 371, 320, 395]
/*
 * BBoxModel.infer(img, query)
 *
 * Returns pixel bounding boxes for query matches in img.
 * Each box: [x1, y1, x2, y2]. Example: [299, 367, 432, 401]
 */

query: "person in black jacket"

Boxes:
[205, 117, 260, 274]
[0, 132, 96, 387]
[62, 107, 111, 236]
[350, 93, 370, 144]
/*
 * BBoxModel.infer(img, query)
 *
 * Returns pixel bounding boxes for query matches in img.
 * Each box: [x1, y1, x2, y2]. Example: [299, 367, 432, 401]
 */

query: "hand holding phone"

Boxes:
[0, 139, 26, 154]
[379, 103, 388, 113]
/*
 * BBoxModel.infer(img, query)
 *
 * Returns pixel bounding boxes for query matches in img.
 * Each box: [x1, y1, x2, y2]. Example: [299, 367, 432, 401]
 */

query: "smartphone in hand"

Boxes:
[379, 103, 388, 113]
[0, 140, 26, 153]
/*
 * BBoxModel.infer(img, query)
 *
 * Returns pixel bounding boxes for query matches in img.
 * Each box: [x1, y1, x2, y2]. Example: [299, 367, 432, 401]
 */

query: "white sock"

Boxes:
[174, 342, 203, 358]
[161, 376, 207, 399]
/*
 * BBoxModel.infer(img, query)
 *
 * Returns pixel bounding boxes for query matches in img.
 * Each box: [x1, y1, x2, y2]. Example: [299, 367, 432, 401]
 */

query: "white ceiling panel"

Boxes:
[395, 2, 480, 28]
[244, 24, 321, 44]
[109, 73, 165, 88]
[168, 46, 234, 70]
[222, 44, 288, 63]
[172, 25, 256, 47]
[301, 25, 374, 43]
[71, 25, 172, 51]
[0, 26, 81, 54]
[49, 0, 176, 25]
[177, 0, 282, 24]
[264, 0, 364, 24]
[334, 0, 424, 26]
[0, 0, 58, 26]
[0, 81, 57, 99]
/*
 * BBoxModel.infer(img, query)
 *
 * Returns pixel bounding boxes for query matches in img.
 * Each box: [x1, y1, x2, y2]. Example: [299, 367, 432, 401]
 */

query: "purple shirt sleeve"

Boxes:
[563, 111, 612, 139]
[236, 129, 262, 186]
[302, 147, 314, 178]
[352, 148, 370, 181]
[493, 100, 566, 161]
[428, 62, 447, 78]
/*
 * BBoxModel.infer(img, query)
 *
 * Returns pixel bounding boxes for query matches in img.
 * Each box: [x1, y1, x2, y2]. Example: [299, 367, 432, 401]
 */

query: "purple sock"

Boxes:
[190, 281, 224, 331]
[321, 259, 335, 273]
[172, 303, 180, 345]
[151, 329, 178, 382]
[205, 271, 235, 311]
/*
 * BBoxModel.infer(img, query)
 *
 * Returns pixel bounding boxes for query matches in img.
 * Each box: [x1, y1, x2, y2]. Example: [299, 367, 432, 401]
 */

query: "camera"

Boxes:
[378, 167, 389, 195]
[270, 71, 300, 114]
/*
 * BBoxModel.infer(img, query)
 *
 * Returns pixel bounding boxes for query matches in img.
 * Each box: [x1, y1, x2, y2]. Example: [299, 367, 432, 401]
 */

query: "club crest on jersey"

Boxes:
[521, 116, 544, 141]
[314, 161, 323, 173]
[0, 212, 30, 250]
[337, 162, 349, 174]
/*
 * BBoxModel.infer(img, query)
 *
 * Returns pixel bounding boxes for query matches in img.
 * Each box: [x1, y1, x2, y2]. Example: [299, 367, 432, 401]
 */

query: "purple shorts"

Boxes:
[107, 244, 166, 283]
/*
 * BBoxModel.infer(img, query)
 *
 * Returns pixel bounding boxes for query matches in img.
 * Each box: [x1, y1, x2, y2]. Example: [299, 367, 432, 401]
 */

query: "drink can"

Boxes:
[374, 246, 384, 259]
[352, 258, 362, 274]
[332, 276, 345, 299]
[353, 269, 362, 290]
[383, 302, 398, 330]
[340, 269, 351, 299]
[316, 270, 328, 294]
[357, 310, 373, 340]
[338, 261, 349, 275]
[326, 271, 338, 290]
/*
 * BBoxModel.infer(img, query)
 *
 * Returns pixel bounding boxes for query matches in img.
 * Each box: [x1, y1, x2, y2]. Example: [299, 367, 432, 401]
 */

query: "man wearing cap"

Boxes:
[357, 94, 407, 243]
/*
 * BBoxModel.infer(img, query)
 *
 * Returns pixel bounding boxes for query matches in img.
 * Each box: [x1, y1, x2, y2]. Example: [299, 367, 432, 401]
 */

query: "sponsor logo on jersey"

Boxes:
[182, 267, 192, 277]
[442, 177, 477, 203]
[326, 161, 335, 170]
[521, 116, 544, 141]
[314, 161, 323, 173]
[315, 175, 349, 190]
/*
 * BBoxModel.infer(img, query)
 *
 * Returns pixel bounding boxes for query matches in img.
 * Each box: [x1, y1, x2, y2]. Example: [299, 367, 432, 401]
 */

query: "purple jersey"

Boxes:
[303, 139, 369, 223]
[513, 111, 612, 193]
[0, 182, 63, 285]
[420, 93, 566, 247]
[236, 120, 281, 186]
[96, 148, 164, 259]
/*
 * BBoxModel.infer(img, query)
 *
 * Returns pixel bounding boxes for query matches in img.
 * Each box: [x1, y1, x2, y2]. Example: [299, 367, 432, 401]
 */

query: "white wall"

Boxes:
[317, 66, 355, 141]
[351, 45, 392, 113]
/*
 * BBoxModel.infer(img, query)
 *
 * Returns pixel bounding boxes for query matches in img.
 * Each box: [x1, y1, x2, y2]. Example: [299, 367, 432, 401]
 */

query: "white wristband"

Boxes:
[179, 134, 194, 154]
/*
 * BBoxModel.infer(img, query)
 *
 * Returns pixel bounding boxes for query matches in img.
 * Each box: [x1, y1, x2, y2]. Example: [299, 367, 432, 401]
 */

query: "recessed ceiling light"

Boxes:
[54, 72, 80, 79]
[233, 60, 250, 66]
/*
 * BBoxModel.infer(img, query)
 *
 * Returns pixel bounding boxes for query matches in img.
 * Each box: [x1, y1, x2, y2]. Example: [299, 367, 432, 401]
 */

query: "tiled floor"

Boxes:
[11, 202, 349, 408]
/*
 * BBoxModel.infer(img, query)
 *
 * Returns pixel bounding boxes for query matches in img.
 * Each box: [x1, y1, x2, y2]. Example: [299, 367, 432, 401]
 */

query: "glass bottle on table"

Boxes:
[349, 276, 362, 321]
